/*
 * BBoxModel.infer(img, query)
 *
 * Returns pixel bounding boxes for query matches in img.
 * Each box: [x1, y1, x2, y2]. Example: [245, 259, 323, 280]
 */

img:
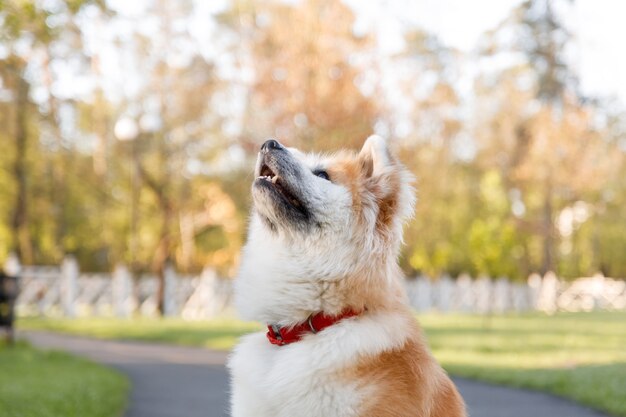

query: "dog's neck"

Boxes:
[235, 245, 352, 326]
[235, 234, 402, 326]
[234, 217, 404, 326]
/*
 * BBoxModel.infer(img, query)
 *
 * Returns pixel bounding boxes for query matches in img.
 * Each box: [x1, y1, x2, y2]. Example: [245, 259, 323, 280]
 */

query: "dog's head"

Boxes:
[251, 136, 414, 250]
[238, 136, 415, 323]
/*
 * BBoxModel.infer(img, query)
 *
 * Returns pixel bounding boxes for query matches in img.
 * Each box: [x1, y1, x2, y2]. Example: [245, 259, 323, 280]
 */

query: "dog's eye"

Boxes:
[314, 170, 330, 181]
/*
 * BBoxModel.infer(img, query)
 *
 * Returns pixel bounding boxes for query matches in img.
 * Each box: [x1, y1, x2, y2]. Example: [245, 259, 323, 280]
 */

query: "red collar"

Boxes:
[266, 309, 361, 346]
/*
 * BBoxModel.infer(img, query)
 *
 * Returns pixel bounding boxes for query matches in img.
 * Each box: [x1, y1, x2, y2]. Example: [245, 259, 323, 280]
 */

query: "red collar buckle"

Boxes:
[266, 309, 361, 346]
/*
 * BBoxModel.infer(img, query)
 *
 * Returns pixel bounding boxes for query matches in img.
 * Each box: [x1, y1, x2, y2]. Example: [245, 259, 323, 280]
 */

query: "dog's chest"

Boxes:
[228, 332, 364, 417]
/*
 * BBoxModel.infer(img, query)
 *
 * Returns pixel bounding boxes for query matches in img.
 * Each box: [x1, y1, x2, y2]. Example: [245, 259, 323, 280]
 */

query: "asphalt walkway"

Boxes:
[22, 331, 608, 417]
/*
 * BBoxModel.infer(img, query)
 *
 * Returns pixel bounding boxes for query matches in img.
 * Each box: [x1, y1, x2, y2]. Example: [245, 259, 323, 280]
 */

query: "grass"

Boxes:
[19, 316, 261, 350]
[0, 340, 129, 417]
[19, 311, 626, 416]
[418, 312, 626, 417]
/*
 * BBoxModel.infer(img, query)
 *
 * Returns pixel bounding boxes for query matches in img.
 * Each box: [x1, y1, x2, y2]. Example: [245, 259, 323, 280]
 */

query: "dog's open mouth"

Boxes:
[257, 163, 303, 209]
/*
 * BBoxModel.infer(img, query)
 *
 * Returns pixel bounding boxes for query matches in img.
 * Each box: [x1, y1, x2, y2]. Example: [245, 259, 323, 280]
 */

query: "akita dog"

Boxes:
[228, 136, 466, 417]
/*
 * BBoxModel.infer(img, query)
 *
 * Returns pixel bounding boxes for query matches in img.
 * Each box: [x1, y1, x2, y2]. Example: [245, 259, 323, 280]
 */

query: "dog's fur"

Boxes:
[228, 136, 466, 417]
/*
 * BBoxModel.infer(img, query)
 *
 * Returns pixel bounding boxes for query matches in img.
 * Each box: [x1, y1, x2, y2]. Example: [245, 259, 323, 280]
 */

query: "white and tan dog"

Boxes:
[228, 136, 466, 417]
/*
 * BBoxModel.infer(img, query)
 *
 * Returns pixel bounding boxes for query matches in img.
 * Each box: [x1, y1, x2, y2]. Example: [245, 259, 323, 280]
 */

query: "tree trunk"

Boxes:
[540, 180, 554, 275]
[11, 71, 33, 264]
[137, 160, 173, 316]
[42, 49, 69, 258]
[152, 204, 173, 315]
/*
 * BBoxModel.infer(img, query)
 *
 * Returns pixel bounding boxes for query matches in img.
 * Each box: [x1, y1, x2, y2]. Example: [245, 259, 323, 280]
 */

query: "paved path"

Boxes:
[22, 331, 608, 417]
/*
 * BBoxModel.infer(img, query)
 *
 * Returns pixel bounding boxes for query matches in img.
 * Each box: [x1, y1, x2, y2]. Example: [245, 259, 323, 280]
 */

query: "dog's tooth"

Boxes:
[271, 176, 278, 183]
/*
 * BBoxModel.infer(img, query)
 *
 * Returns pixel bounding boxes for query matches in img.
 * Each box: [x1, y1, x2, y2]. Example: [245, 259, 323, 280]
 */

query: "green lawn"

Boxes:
[419, 312, 626, 417]
[19, 311, 626, 416]
[19, 316, 261, 350]
[0, 341, 129, 417]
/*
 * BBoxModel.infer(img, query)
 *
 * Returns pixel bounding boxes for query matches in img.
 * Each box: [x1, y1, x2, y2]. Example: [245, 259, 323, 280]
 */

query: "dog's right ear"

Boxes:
[358, 135, 394, 178]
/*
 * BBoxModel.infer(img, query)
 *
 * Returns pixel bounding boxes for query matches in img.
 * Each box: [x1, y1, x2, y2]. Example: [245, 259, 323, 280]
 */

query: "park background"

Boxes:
[0, 0, 625, 417]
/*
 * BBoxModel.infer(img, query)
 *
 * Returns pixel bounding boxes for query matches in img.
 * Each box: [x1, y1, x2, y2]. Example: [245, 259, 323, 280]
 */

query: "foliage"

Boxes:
[0, 340, 129, 417]
[0, 0, 625, 280]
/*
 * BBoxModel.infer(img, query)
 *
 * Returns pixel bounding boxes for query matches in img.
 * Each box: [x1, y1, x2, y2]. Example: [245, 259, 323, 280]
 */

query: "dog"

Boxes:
[228, 136, 466, 417]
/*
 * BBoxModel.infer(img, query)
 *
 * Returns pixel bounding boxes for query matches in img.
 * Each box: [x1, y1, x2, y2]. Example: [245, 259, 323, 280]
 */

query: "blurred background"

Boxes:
[1, 1, 625, 417]
[1, 0, 625, 285]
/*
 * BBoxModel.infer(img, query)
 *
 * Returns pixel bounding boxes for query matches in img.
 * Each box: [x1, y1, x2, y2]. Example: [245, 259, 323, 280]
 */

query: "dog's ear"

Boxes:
[358, 135, 415, 236]
[358, 135, 393, 178]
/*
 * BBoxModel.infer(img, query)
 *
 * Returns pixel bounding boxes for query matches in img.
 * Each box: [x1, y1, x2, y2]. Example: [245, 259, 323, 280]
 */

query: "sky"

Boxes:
[345, 0, 626, 104]
[96, 0, 626, 107]
[85, 0, 626, 143]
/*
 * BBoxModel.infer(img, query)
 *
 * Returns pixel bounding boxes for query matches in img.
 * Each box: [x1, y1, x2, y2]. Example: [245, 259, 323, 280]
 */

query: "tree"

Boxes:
[106, 0, 244, 313]
[223, 0, 378, 152]
[473, 0, 623, 277]
[0, 0, 107, 264]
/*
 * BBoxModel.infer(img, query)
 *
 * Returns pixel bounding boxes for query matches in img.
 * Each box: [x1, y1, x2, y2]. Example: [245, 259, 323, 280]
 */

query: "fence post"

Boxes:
[538, 271, 559, 314]
[61, 255, 79, 317]
[456, 273, 472, 311]
[493, 277, 510, 313]
[527, 273, 542, 310]
[4, 252, 21, 276]
[474, 275, 492, 314]
[163, 262, 178, 316]
[113, 264, 133, 317]
[203, 266, 218, 318]
[438, 274, 453, 312]
[180, 267, 217, 320]
[415, 276, 433, 312]
[591, 272, 605, 310]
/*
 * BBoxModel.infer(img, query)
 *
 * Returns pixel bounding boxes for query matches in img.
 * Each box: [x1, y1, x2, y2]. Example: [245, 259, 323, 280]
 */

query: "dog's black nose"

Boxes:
[261, 139, 283, 152]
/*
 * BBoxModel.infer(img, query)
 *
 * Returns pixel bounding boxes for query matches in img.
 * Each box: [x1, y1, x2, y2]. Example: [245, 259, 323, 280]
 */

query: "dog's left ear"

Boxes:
[358, 135, 415, 232]
[358, 135, 394, 178]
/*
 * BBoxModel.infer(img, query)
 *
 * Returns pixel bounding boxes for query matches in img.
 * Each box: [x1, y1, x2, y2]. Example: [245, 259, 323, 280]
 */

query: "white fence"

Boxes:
[7, 255, 232, 319]
[4, 254, 626, 318]
[405, 272, 626, 313]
